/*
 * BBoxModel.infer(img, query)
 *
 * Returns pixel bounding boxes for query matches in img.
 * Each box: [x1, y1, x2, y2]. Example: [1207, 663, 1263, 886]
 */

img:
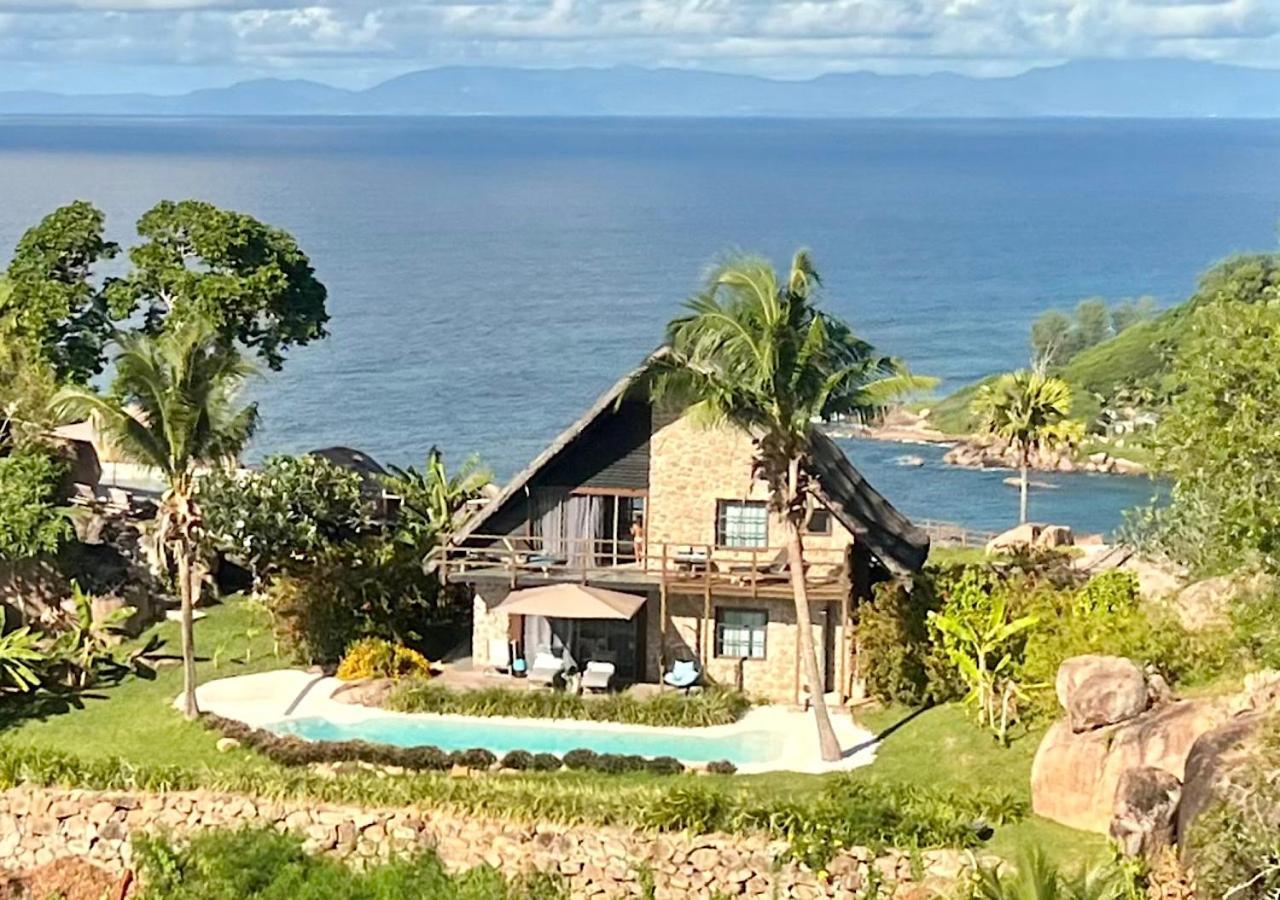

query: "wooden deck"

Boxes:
[441, 535, 851, 602]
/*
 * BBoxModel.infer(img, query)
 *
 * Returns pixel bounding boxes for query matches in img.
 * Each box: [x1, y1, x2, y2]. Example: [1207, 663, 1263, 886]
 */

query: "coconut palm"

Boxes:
[971, 369, 1081, 525]
[648, 250, 925, 762]
[51, 318, 258, 718]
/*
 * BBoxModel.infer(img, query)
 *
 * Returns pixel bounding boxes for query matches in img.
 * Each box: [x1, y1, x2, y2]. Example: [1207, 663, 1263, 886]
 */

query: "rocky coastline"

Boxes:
[824, 409, 1149, 477]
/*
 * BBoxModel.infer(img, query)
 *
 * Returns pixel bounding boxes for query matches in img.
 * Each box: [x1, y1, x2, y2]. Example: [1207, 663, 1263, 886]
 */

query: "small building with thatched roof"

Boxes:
[443, 353, 929, 705]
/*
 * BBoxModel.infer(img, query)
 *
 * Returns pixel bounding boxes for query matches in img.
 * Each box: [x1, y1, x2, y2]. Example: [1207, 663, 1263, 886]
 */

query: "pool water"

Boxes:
[267, 715, 779, 765]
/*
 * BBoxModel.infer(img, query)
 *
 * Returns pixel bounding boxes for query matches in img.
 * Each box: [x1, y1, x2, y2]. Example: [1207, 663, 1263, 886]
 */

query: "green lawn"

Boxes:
[0, 598, 1107, 868]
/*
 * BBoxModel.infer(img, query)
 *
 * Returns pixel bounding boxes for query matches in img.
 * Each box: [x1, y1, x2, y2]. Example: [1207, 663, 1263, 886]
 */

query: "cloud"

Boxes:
[0, 0, 1277, 92]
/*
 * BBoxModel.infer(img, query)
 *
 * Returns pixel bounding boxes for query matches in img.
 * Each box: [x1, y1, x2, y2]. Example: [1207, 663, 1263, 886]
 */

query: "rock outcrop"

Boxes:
[1031, 698, 1226, 833]
[1170, 571, 1275, 633]
[943, 438, 1147, 476]
[331, 678, 396, 708]
[1109, 766, 1181, 859]
[1034, 658, 1280, 845]
[986, 522, 1075, 554]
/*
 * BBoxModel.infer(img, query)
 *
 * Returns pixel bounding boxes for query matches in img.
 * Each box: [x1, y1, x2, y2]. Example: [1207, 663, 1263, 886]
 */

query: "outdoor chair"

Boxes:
[527, 651, 567, 687]
[581, 660, 616, 693]
[663, 659, 701, 693]
[487, 638, 512, 674]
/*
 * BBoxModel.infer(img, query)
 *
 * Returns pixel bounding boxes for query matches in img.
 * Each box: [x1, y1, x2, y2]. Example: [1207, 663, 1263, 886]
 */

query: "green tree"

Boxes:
[1, 202, 120, 382]
[1110, 296, 1158, 334]
[198, 455, 370, 590]
[1072, 298, 1112, 351]
[972, 370, 1080, 525]
[0, 449, 72, 561]
[2, 200, 328, 381]
[109, 200, 329, 370]
[647, 250, 920, 762]
[0, 320, 59, 452]
[1144, 299, 1280, 573]
[1029, 309, 1075, 368]
[52, 318, 258, 718]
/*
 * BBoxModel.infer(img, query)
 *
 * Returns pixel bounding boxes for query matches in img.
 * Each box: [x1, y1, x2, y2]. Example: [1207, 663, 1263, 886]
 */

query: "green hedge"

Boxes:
[385, 681, 750, 728]
[202, 714, 689, 776]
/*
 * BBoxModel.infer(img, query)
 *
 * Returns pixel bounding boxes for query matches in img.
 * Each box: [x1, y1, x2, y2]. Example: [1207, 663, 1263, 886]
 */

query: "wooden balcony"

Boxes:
[441, 534, 851, 601]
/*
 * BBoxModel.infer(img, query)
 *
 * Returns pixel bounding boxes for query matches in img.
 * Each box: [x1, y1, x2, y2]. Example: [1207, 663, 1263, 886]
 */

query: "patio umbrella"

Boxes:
[494, 584, 645, 620]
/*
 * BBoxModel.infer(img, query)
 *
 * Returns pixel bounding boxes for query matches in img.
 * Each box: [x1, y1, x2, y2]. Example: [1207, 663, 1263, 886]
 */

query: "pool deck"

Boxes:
[189, 669, 880, 775]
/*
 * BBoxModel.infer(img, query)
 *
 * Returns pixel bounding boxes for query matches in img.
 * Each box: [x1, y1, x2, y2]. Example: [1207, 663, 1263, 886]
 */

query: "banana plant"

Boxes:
[929, 593, 1038, 744]
[0, 627, 46, 694]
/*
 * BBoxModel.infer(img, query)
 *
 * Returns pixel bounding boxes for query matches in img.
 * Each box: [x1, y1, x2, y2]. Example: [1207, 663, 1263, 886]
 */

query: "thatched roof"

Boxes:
[454, 353, 929, 574]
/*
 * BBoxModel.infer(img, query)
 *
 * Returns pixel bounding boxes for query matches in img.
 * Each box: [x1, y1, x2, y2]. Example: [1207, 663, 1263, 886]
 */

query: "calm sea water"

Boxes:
[1, 116, 1276, 534]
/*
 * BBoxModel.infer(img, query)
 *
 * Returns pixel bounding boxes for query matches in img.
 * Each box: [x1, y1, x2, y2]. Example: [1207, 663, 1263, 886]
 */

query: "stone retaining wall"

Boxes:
[0, 787, 980, 898]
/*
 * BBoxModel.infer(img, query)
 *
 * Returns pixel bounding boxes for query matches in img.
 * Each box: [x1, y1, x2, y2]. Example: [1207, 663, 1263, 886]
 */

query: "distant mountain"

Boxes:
[3, 59, 1279, 118]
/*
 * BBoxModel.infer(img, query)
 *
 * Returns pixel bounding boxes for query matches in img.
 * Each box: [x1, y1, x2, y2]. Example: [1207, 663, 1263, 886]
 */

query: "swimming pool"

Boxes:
[266, 714, 780, 766]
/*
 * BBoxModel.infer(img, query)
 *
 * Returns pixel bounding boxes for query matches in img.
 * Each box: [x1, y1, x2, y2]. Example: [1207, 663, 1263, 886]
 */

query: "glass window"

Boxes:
[806, 508, 832, 535]
[715, 608, 768, 659]
[716, 500, 768, 548]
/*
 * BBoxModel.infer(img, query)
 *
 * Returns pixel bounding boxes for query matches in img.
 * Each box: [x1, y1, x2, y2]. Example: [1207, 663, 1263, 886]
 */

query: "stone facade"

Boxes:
[0, 787, 978, 899]
[471, 589, 516, 669]
[645, 593, 838, 704]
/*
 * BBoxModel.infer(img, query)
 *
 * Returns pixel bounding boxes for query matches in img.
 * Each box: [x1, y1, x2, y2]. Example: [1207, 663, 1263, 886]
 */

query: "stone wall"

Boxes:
[646, 413, 854, 562]
[0, 787, 978, 899]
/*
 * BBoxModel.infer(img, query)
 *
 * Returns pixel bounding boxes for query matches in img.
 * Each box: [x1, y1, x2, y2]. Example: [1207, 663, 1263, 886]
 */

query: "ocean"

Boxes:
[1, 116, 1277, 534]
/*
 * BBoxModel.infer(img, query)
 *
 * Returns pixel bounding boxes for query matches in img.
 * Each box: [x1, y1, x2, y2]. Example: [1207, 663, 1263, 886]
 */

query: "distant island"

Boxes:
[4, 59, 1280, 118]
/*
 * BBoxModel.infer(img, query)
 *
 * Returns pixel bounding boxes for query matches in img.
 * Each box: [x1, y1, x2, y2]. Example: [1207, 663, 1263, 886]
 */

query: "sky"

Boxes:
[2, 0, 1279, 94]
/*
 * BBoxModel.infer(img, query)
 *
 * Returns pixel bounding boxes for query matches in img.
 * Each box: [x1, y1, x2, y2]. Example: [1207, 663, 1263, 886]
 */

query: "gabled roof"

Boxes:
[453, 354, 930, 574]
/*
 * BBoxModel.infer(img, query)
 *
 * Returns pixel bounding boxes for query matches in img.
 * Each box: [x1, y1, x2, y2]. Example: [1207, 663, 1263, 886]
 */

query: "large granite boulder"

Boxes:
[1176, 712, 1272, 849]
[1110, 766, 1181, 859]
[1056, 655, 1149, 725]
[1031, 698, 1228, 833]
[1171, 571, 1275, 633]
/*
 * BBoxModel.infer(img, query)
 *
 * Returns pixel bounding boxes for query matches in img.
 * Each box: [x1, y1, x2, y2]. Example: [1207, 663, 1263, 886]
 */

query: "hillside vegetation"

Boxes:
[928, 253, 1280, 437]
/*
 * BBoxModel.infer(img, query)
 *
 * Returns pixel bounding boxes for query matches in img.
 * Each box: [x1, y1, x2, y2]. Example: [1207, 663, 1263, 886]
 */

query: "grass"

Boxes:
[0, 599, 1107, 867]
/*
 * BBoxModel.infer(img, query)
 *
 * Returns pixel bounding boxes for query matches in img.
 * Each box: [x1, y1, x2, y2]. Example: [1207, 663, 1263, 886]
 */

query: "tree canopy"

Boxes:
[1, 200, 328, 384]
[0, 202, 119, 383]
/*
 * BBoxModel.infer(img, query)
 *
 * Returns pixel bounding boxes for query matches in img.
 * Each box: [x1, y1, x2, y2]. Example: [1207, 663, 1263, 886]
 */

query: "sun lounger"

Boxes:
[663, 659, 701, 693]
[527, 651, 566, 687]
[581, 660, 616, 693]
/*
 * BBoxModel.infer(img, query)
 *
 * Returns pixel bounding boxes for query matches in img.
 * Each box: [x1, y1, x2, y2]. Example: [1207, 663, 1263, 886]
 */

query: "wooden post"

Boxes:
[658, 582, 669, 690]
[839, 592, 851, 704]
[701, 561, 712, 669]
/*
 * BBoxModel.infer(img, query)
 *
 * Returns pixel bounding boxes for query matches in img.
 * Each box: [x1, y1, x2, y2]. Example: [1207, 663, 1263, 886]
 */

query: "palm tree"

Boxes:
[971, 370, 1080, 525]
[648, 250, 923, 762]
[52, 318, 258, 719]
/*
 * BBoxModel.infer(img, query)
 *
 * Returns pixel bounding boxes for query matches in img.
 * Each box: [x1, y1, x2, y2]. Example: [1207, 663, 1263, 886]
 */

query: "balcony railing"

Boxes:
[441, 533, 851, 598]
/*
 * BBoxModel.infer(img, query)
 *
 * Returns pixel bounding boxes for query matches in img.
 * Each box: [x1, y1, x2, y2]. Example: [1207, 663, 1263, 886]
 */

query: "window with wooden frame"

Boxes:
[715, 500, 768, 548]
[714, 608, 768, 659]
[805, 507, 833, 535]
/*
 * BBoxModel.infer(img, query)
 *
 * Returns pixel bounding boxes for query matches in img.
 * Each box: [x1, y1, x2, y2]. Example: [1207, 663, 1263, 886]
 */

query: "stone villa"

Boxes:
[443, 356, 930, 705]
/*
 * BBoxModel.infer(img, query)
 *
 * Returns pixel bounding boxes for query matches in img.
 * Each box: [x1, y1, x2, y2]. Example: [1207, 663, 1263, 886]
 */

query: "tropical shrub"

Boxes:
[198, 455, 370, 589]
[561, 749, 599, 771]
[336, 638, 431, 682]
[132, 828, 567, 900]
[500, 750, 534, 770]
[0, 627, 45, 694]
[705, 760, 737, 775]
[0, 448, 71, 561]
[973, 846, 1141, 900]
[386, 681, 750, 728]
[858, 577, 950, 706]
[262, 540, 442, 664]
[530, 753, 562, 772]
[450, 748, 497, 770]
